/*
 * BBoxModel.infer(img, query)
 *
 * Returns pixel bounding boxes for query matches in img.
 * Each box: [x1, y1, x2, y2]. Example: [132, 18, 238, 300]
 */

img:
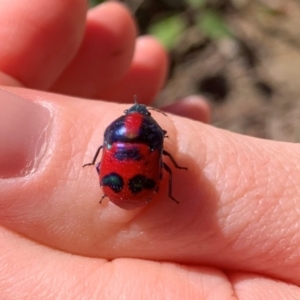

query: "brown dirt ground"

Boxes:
[149, 0, 300, 142]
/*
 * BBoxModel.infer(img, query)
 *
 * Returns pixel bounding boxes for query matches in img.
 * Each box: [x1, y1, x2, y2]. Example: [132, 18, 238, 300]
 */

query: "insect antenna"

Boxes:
[133, 95, 167, 116]
[147, 107, 167, 116]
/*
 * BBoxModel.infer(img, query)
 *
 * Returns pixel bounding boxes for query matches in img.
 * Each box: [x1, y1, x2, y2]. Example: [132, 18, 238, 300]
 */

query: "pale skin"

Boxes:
[0, 1, 300, 299]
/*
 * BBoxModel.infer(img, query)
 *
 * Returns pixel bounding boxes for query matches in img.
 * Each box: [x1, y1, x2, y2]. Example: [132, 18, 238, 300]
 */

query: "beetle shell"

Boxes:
[83, 102, 186, 209]
[100, 106, 165, 209]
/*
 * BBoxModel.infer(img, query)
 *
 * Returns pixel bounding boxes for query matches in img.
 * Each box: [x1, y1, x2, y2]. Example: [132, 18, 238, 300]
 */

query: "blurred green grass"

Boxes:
[88, 0, 233, 50]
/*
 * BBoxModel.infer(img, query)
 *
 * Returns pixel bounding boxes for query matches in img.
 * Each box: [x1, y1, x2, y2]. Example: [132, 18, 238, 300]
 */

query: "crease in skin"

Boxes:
[216, 270, 239, 300]
[26, 102, 53, 176]
[228, 271, 300, 299]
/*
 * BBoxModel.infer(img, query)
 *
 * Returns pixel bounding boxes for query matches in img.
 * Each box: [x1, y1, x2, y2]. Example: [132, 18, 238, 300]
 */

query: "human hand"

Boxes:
[1, 1, 300, 299]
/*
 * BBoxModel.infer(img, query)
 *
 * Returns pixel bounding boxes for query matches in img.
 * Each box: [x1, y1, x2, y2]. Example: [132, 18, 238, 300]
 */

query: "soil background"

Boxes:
[125, 0, 300, 142]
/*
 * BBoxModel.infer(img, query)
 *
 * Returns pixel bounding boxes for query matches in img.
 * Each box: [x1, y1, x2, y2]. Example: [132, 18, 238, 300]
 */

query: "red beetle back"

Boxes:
[99, 105, 165, 209]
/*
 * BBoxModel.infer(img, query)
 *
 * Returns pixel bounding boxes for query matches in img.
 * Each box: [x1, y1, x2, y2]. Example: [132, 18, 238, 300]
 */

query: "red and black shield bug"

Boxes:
[83, 101, 187, 209]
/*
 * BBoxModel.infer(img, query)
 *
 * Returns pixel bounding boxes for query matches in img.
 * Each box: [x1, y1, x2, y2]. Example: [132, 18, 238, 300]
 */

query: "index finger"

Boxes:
[0, 0, 87, 88]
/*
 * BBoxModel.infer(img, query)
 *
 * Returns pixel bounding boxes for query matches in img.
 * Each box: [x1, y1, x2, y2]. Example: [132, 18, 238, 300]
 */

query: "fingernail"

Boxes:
[0, 89, 51, 178]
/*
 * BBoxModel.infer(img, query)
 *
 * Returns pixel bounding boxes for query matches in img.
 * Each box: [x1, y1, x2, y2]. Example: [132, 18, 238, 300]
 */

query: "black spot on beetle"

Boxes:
[114, 147, 141, 161]
[128, 174, 156, 194]
[101, 173, 124, 193]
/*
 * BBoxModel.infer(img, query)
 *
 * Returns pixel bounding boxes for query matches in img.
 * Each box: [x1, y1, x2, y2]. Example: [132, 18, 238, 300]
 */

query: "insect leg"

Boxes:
[96, 162, 100, 175]
[82, 146, 103, 168]
[163, 150, 187, 170]
[163, 162, 179, 204]
[99, 194, 107, 204]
